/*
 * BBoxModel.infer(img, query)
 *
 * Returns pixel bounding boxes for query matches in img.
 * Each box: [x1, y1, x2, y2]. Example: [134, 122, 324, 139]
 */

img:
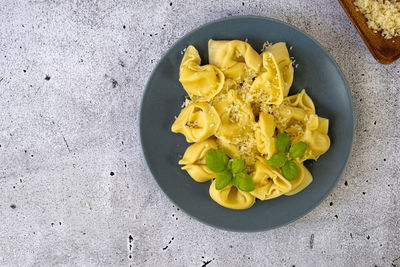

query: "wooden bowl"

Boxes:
[338, 0, 400, 64]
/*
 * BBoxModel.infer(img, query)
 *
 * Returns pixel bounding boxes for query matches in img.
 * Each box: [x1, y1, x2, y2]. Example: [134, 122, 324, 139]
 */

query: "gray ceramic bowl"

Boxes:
[140, 16, 354, 232]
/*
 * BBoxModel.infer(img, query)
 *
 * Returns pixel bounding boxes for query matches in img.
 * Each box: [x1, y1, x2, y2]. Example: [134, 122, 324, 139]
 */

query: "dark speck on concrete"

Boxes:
[362, 192, 366, 195]
[384, 158, 386, 161]
[111, 78, 118, 88]
[170, 2, 172, 6]
[31, 155, 33, 157]
[310, 234, 314, 249]
[162, 245, 168, 250]
[10, 204, 16, 209]
[367, 235, 370, 240]
[119, 60, 125, 67]
[360, 98, 362, 102]
[45, 75, 51, 81]
[350, 233, 353, 238]
[123, 25, 126, 29]
[376, 168, 378, 170]
[344, 181, 348, 186]
[110, 172, 115, 176]
[330, 202, 333, 206]
[334, 215, 338, 219]
[374, 121, 376, 125]
[20, 178, 22, 183]
[202, 258, 214, 267]
[23, 69, 26, 73]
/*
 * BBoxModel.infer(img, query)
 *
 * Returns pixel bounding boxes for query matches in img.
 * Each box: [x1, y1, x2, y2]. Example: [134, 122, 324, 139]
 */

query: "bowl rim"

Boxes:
[139, 15, 355, 232]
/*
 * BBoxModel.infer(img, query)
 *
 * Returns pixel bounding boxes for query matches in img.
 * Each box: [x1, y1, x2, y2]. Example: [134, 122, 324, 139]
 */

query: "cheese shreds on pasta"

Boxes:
[354, 0, 400, 39]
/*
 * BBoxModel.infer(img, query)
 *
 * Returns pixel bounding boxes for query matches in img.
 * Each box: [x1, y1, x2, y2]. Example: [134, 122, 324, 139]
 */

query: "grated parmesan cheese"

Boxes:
[354, 0, 400, 39]
[260, 41, 273, 52]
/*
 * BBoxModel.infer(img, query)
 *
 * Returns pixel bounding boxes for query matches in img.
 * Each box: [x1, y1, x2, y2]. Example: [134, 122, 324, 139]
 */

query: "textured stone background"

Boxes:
[0, 1, 399, 266]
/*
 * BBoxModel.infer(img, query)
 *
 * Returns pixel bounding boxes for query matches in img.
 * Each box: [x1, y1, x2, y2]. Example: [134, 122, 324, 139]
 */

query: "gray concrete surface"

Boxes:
[0, 0, 399, 266]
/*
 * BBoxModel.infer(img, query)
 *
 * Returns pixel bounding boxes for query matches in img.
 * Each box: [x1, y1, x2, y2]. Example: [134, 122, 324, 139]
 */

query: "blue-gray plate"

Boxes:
[140, 16, 354, 232]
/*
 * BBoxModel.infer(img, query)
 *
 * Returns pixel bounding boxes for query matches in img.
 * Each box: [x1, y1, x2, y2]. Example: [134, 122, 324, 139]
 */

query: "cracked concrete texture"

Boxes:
[0, 0, 399, 266]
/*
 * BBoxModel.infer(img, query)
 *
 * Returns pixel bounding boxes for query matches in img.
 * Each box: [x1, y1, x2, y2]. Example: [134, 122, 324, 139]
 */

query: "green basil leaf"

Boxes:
[231, 158, 244, 174]
[289, 142, 308, 158]
[232, 173, 239, 187]
[267, 153, 287, 169]
[205, 149, 229, 172]
[277, 133, 291, 153]
[215, 171, 233, 190]
[282, 160, 299, 181]
[235, 172, 255, 192]
[227, 160, 233, 171]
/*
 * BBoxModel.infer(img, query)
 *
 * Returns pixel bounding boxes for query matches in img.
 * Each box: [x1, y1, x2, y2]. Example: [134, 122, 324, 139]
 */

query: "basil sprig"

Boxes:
[206, 149, 255, 192]
[267, 133, 308, 181]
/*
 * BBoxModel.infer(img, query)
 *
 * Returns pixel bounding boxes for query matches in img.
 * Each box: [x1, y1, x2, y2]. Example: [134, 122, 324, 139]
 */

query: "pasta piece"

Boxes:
[213, 90, 255, 141]
[273, 89, 316, 138]
[263, 42, 294, 96]
[249, 71, 285, 105]
[179, 139, 218, 182]
[216, 137, 241, 159]
[209, 180, 255, 210]
[255, 112, 277, 159]
[208, 40, 262, 80]
[250, 157, 292, 200]
[284, 89, 315, 114]
[294, 114, 331, 161]
[179, 45, 225, 101]
[284, 160, 313, 196]
[171, 102, 221, 143]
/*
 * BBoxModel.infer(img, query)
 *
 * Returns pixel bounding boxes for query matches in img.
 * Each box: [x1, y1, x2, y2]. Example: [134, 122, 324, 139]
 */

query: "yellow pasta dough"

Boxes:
[255, 112, 277, 159]
[284, 160, 313, 196]
[179, 45, 225, 101]
[213, 89, 254, 141]
[209, 180, 255, 209]
[171, 40, 331, 210]
[179, 139, 218, 182]
[208, 40, 262, 80]
[250, 157, 292, 200]
[171, 102, 221, 143]
[263, 42, 294, 97]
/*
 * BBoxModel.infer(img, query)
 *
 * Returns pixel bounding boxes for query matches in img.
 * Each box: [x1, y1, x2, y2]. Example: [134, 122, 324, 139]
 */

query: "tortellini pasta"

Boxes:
[255, 112, 277, 159]
[209, 180, 255, 209]
[284, 160, 313, 196]
[171, 40, 331, 210]
[208, 40, 262, 80]
[294, 114, 330, 161]
[180, 45, 225, 101]
[263, 42, 294, 96]
[179, 139, 218, 182]
[171, 102, 221, 143]
[213, 89, 254, 141]
[250, 157, 292, 200]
